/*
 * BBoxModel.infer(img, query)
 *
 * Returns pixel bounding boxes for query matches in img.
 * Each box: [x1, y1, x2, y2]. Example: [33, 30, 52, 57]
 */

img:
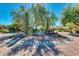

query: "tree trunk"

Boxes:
[24, 12, 29, 34]
[45, 17, 49, 32]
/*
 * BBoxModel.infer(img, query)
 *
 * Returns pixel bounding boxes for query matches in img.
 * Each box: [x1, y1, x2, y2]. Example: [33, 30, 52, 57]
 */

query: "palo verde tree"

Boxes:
[30, 4, 47, 31]
[11, 5, 29, 34]
[11, 4, 57, 34]
[31, 3, 57, 32]
[45, 10, 57, 31]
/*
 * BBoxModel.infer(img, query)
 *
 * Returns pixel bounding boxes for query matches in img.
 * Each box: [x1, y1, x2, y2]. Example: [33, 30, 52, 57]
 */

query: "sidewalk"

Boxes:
[0, 33, 17, 37]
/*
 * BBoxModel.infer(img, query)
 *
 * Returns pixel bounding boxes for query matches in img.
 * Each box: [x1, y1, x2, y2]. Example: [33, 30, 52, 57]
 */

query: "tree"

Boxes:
[61, 4, 73, 26]
[45, 11, 57, 31]
[31, 4, 47, 31]
[31, 4, 57, 32]
[24, 12, 29, 34]
[8, 23, 20, 32]
[72, 4, 79, 24]
[11, 4, 57, 34]
[61, 4, 79, 33]
[11, 6, 30, 34]
[11, 6, 26, 32]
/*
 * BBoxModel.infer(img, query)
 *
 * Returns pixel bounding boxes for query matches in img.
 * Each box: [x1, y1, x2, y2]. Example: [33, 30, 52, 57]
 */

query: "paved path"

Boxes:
[0, 33, 17, 37]
[58, 32, 79, 56]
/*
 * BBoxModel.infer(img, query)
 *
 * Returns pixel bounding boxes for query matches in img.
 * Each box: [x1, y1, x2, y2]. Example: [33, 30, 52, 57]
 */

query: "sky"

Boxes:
[0, 3, 76, 26]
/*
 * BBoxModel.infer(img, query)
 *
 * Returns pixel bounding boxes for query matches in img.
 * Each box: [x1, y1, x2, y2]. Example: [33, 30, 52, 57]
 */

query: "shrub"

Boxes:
[75, 29, 79, 33]
[32, 29, 39, 33]
[57, 28, 64, 32]
[0, 29, 9, 33]
[8, 24, 21, 32]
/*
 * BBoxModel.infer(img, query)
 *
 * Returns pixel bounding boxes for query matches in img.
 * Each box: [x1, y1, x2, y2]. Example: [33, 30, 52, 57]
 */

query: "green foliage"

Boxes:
[31, 4, 57, 31]
[57, 28, 64, 32]
[61, 4, 73, 26]
[0, 24, 9, 33]
[75, 26, 79, 33]
[11, 4, 57, 33]
[61, 4, 79, 32]
[76, 30, 79, 33]
[61, 4, 79, 25]
[11, 6, 26, 31]
[64, 22, 74, 31]
[0, 29, 9, 33]
[8, 24, 20, 32]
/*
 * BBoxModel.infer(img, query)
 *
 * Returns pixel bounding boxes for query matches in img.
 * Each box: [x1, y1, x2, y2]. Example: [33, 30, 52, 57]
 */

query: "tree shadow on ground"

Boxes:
[6, 33, 26, 47]
[6, 38, 35, 56]
[68, 33, 79, 37]
[6, 35, 63, 56]
[0, 35, 16, 41]
[47, 33, 71, 41]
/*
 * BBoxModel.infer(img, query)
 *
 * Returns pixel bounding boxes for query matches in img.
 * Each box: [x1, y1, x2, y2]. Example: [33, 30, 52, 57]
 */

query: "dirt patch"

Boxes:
[57, 32, 79, 56]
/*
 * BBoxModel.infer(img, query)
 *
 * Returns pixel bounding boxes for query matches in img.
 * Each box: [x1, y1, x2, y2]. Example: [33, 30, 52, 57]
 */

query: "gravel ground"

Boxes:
[57, 32, 79, 56]
[0, 32, 79, 56]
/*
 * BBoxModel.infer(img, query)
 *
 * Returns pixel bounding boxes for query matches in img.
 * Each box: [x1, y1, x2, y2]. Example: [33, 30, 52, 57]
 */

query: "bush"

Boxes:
[0, 29, 9, 33]
[57, 28, 64, 32]
[8, 24, 21, 32]
[32, 29, 39, 33]
[75, 29, 79, 33]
